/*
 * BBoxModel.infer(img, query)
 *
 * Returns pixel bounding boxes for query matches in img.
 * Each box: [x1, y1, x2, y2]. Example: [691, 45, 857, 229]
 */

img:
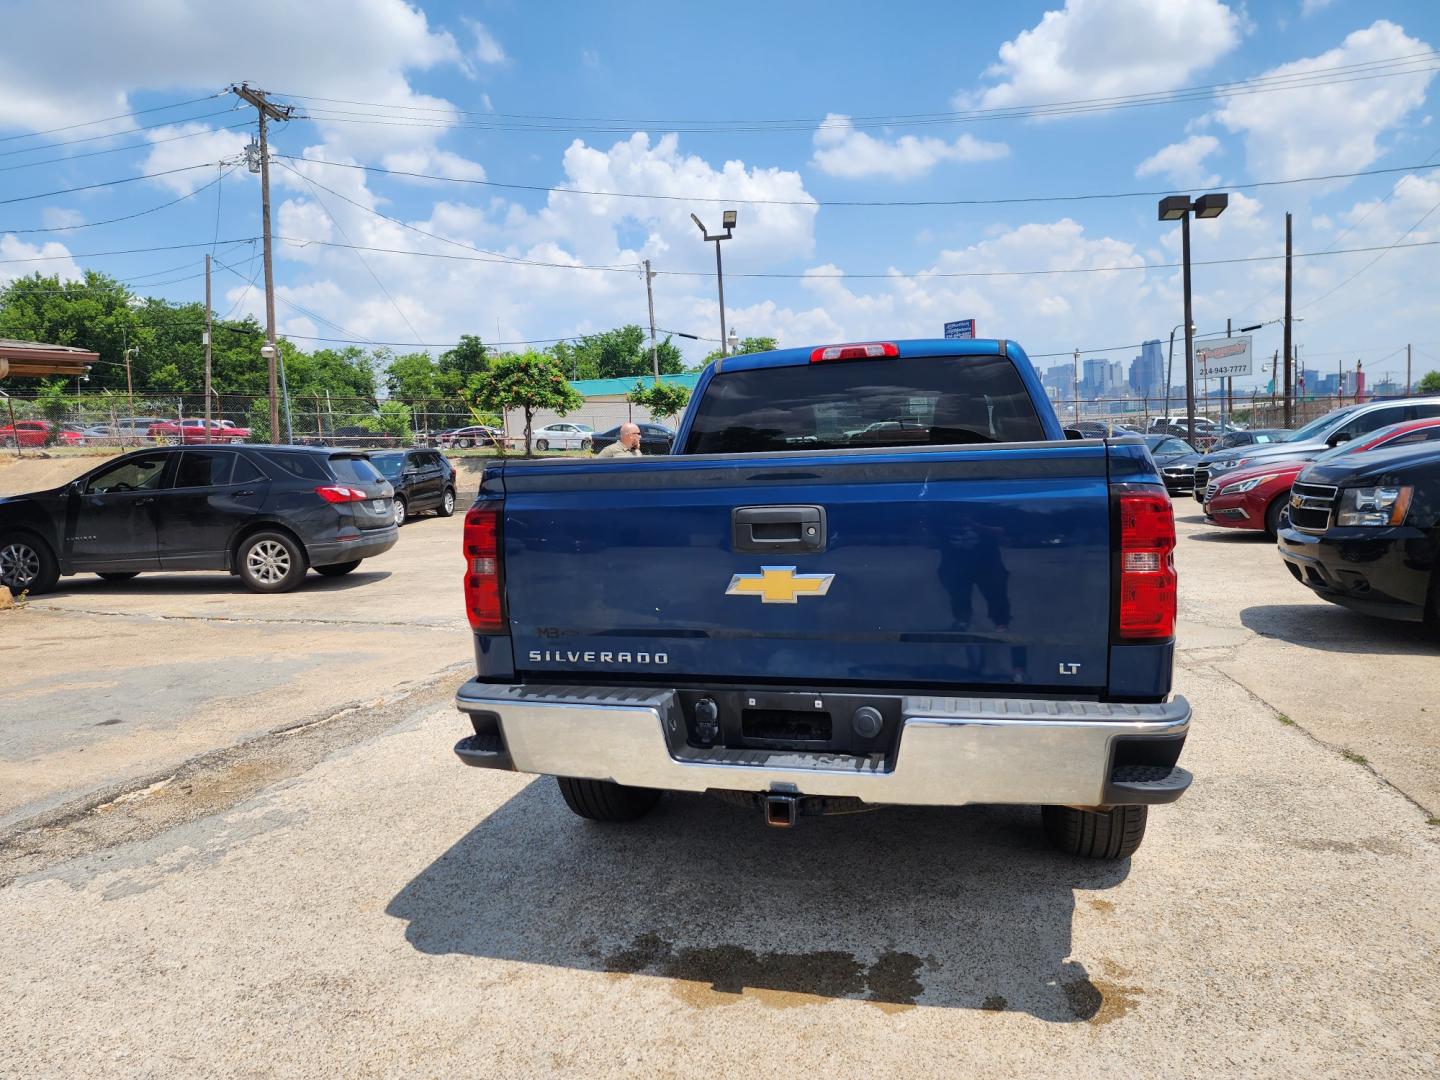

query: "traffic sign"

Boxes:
[944, 319, 976, 339]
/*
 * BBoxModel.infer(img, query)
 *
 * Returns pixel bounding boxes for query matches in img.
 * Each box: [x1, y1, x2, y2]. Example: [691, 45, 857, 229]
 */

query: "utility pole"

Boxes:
[231, 83, 295, 440]
[644, 259, 659, 382]
[1283, 211, 1293, 428]
[204, 254, 213, 432]
[1406, 343, 1412, 395]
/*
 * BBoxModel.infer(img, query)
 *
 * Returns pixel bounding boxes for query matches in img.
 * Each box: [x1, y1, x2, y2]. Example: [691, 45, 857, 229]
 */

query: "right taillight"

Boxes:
[1117, 489, 1176, 640]
[464, 505, 506, 633]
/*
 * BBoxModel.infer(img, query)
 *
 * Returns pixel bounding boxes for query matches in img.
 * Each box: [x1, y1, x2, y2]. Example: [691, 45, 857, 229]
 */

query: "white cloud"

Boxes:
[810, 114, 1009, 180]
[379, 148, 487, 183]
[465, 20, 507, 66]
[141, 123, 253, 195]
[1136, 135, 1222, 188]
[964, 0, 1243, 109]
[0, 0, 466, 166]
[1215, 20, 1435, 181]
[0, 236, 83, 286]
[40, 208, 85, 230]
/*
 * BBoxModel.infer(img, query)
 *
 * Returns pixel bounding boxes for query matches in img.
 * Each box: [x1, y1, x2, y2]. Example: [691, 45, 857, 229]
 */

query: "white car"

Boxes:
[530, 423, 594, 451]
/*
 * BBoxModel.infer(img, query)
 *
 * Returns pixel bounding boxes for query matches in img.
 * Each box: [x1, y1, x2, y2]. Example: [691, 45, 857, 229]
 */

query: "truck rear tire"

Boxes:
[555, 777, 661, 822]
[1042, 804, 1147, 860]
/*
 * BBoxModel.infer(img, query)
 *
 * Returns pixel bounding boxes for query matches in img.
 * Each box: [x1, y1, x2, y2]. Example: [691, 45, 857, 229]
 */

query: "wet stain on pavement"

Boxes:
[1062, 960, 1144, 1025]
[981, 994, 1008, 1011]
[603, 933, 927, 1010]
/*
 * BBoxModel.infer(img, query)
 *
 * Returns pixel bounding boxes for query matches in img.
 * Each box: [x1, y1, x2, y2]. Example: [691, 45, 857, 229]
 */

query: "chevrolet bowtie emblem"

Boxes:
[726, 566, 835, 604]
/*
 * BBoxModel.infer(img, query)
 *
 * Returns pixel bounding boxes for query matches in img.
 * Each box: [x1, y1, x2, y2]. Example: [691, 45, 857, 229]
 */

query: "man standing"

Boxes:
[597, 422, 643, 458]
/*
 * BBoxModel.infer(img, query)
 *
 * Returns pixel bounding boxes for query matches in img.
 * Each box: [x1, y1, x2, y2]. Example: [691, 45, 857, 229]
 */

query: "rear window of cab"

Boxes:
[684, 354, 1046, 454]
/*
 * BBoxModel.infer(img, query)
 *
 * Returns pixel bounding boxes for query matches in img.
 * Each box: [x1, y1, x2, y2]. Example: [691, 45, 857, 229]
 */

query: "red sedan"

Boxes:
[1204, 417, 1440, 536]
[148, 418, 251, 444]
[0, 420, 86, 448]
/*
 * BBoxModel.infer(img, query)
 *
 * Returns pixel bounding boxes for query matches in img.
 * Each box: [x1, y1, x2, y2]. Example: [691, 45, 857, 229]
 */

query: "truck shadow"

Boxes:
[386, 782, 1132, 1021]
[1240, 603, 1437, 655]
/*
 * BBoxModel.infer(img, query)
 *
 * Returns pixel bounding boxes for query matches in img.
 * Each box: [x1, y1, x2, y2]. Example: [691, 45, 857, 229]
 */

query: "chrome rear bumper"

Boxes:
[455, 683, 1192, 808]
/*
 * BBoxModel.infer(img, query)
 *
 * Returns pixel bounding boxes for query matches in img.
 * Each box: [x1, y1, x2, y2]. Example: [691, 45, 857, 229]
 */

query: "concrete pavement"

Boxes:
[1, 510, 1438, 1077]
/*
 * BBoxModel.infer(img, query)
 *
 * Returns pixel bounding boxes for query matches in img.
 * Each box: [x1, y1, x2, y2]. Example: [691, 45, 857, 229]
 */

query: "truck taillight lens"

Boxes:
[1117, 489, 1176, 640]
[464, 506, 506, 633]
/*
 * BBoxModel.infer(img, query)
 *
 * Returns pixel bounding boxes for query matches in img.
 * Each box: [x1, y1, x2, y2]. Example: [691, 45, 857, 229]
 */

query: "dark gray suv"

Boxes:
[0, 445, 398, 595]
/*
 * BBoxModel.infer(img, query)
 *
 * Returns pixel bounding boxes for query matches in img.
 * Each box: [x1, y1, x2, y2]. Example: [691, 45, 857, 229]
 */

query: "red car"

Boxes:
[0, 420, 86, 448]
[1204, 417, 1440, 536]
[147, 418, 251, 444]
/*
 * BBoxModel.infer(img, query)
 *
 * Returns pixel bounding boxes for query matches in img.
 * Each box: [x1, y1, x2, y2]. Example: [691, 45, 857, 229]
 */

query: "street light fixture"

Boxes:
[1158, 192, 1228, 448]
[692, 210, 737, 355]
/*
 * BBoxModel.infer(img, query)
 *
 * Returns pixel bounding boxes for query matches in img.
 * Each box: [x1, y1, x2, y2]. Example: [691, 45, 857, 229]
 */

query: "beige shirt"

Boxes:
[597, 441, 642, 458]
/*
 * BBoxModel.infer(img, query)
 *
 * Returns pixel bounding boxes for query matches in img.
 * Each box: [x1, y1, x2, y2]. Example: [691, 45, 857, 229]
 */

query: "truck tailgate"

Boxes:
[499, 444, 1112, 691]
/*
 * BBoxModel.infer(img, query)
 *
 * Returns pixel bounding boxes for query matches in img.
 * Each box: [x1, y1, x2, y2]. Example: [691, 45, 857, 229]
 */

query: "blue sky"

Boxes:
[1, 0, 1439, 389]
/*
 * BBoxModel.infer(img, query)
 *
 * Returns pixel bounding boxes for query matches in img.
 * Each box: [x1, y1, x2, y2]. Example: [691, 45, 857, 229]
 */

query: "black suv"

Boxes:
[1278, 442, 1440, 627]
[367, 449, 456, 526]
[0, 445, 397, 595]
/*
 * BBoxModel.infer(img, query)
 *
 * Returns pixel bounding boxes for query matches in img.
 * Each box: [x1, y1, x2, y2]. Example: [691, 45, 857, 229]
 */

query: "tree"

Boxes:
[1417, 370, 1440, 394]
[436, 334, 489, 397]
[471, 350, 584, 456]
[384, 351, 438, 400]
[560, 325, 685, 380]
[627, 379, 691, 422]
[701, 336, 777, 365]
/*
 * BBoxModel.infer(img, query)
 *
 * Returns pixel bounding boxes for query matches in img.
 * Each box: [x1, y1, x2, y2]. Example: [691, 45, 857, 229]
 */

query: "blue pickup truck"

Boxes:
[453, 339, 1191, 859]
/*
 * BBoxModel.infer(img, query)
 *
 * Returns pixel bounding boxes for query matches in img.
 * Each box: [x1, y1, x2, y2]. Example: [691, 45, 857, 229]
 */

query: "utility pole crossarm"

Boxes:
[230, 83, 296, 123]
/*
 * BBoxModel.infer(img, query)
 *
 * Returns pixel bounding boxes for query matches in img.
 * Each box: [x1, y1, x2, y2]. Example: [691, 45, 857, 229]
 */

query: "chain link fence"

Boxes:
[2, 387, 1420, 456]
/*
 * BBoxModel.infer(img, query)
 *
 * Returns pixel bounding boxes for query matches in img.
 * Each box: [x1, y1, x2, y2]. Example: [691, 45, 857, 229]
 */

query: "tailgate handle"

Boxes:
[732, 505, 826, 553]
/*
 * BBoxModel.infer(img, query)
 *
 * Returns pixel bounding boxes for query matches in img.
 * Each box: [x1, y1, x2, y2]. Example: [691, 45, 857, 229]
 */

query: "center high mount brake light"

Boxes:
[809, 342, 899, 363]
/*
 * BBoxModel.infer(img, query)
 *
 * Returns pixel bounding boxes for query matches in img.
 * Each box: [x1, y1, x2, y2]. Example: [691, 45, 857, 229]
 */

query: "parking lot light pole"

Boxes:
[1160, 193, 1228, 448]
[691, 211, 736, 354]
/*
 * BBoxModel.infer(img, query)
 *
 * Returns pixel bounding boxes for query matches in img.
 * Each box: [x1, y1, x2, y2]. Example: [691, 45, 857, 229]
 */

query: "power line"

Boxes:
[0, 121, 252, 175]
[277, 50, 1440, 132]
[283, 154, 1440, 209]
[272, 158, 532, 264]
[266, 233, 1440, 280]
[0, 237, 260, 264]
[276, 161, 424, 344]
[0, 92, 226, 144]
[0, 163, 228, 206]
[0, 109, 242, 160]
[1, 165, 240, 234]
[5, 231, 1435, 282]
[1297, 194, 1440, 314]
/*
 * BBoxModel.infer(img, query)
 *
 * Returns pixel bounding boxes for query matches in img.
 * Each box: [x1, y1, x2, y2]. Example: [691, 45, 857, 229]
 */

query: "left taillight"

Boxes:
[464, 505, 506, 633]
[1116, 488, 1177, 641]
[315, 485, 369, 503]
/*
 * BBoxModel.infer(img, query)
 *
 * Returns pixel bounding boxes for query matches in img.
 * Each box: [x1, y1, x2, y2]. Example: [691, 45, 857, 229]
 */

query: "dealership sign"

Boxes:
[1195, 335, 1253, 379]
[944, 319, 976, 339]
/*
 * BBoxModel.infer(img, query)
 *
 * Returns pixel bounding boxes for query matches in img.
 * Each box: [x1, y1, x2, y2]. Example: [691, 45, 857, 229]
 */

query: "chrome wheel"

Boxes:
[0, 541, 40, 588]
[394, 499, 407, 526]
[246, 540, 292, 585]
[442, 490, 455, 514]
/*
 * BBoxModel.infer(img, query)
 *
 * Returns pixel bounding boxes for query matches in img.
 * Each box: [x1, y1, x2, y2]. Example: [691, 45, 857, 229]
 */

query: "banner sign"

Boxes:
[1195, 335, 1253, 379]
[944, 319, 976, 339]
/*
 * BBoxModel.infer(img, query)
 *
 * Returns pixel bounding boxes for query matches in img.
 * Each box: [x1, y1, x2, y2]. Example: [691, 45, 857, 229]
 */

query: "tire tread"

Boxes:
[555, 777, 661, 822]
